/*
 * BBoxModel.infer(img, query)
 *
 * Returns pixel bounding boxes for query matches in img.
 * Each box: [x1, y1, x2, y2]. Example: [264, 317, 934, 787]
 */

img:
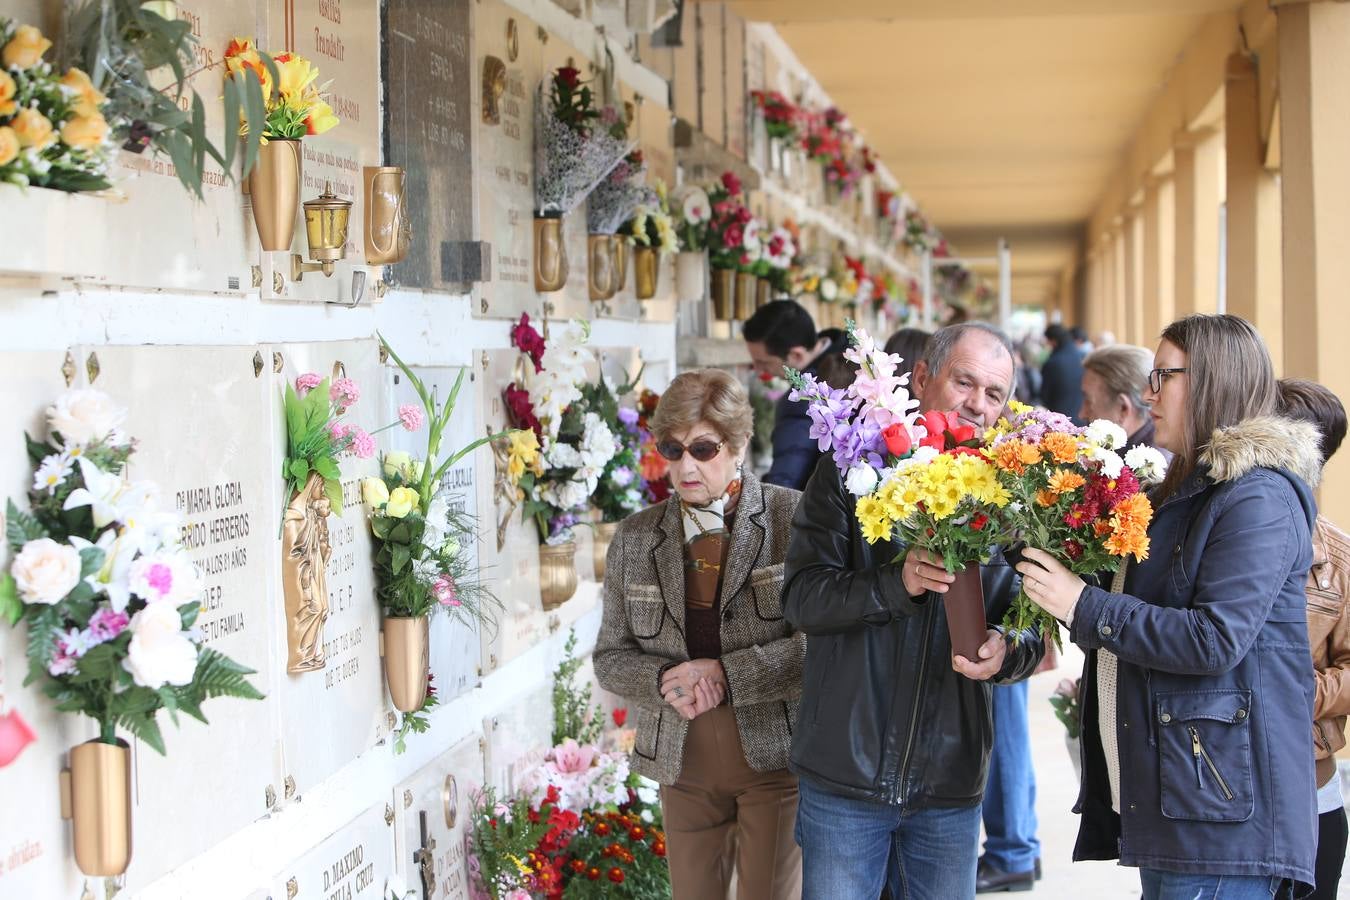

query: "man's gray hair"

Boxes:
[1083, 344, 1153, 414]
[922, 322, 1017, 391]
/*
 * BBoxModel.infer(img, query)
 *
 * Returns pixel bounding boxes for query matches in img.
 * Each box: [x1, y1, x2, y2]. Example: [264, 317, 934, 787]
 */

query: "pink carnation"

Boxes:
[398, 404, 425, 432]
[327, 421, 350, 443]
[88, 607, 130, 642]
[295, 373, 323, 396]
[348, 427, 376, 459]
[433, 575, 461, 607]
[330, 377, 360, 408]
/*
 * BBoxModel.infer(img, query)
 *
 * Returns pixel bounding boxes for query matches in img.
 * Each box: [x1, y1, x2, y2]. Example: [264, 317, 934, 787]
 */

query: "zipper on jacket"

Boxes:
[1187, 726, 1234, 801]
[896, 600, 935, 803]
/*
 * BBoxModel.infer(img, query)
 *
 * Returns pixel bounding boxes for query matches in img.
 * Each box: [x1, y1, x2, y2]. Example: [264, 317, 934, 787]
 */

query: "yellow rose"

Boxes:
[360, 477, 389, 508]
[0, 71, 16, 117]
[3, 24, 52, 70]
[59, 112, 108, 149]
[60, 68, 105, 118]
[303, 99, 338, 136]
[0, 127, 18, 166]
[12, 108, 54, 149]
[276, 56, 318, 99]
[385, 486, 419, 519]
[382, 450, 412, 479]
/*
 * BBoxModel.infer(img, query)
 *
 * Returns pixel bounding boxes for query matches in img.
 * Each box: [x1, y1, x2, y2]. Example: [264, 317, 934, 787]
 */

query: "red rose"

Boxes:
[722, 171, 742, 195]
[725, 224, 744, 248]
[882, 423, 912, 458]
[948, 420, 976, 444]
[555, 66, 581, 89]
[504, 384, 541, 434]
[970, 513, 988, 531]
[612, 707, 628, 727]
[918, 410, 950, 450]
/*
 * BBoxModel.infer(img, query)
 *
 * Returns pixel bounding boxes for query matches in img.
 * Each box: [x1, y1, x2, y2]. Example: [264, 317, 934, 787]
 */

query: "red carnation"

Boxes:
[545, 784, 561, 805]
[504, 384, 541, 435]
[612, 707, 628, 727]
[722, 171, 742, 195]
[882, 423, 912, 458]
[555, 66, 581, 89]
[510, 313, 546, 371]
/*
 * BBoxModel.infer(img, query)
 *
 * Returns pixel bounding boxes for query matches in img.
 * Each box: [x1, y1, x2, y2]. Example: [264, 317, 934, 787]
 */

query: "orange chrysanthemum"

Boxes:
[1035, 488, 1059, 508]
[1111, 492, 1153, 529]
[1105, 524, 1150, 561]
[1092, 519, 1113, 538]
[994, 439, 1044, 475]
[1040, 432, 1081, 465]
[1046, 468, 1086, 497]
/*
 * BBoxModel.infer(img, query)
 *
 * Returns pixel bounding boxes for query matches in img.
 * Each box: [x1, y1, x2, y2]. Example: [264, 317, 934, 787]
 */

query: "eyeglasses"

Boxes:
[656, 438, 725, 462]
[1148, 367, 1188, 393]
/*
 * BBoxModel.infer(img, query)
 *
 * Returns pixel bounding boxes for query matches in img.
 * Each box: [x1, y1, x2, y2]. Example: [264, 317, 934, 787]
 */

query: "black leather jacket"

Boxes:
[782, 457, 1045, 808]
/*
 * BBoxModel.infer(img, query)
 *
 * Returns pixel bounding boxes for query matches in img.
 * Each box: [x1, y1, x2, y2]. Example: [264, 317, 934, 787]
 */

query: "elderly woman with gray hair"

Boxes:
[594, 368, 804, 899]
[1079, 343, 1170, 457]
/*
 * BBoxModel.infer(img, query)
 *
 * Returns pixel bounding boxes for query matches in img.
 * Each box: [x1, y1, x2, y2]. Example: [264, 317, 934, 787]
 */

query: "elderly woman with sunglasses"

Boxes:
[594, 369, 805, 900]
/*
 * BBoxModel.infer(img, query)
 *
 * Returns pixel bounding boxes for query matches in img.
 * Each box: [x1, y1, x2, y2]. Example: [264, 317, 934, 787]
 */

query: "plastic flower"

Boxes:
[330, 377, 361, 408]
[385, 486, 418, 519]
[62, 457, 125, 528]
[295, 372, 323, 395]
[347, 427, 376, 459]
[361, 476, 390, 507]
[397, 404, 425, 432]
[10, 538, 81, 605]
[32, 453, 73, 494]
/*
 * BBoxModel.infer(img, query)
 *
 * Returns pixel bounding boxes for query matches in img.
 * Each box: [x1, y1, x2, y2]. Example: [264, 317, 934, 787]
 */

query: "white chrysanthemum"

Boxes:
[1124, 444, 1168, 482]
[1089, 446, 1125, 479]
[1085, 419, 1128, 451]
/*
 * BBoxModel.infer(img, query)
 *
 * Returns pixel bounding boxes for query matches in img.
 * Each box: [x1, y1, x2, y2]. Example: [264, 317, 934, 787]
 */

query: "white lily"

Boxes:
[63, 457, 125, 528]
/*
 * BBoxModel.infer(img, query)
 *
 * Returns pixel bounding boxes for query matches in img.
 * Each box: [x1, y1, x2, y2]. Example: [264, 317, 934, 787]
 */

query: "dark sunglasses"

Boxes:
[656, 438, 725, 462]
[1147, 367, 1188, 394]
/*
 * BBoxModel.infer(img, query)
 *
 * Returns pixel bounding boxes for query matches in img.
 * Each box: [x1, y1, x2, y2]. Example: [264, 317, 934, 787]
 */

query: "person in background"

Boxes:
[1080, 344, 1171, 459]
[883, 327, 932, 385]
[1040, 324, 1085, 421]
[1013, 342, 1042, 406]
[814, 352, 858, 392]
[1277, 378, 1350, 900]
[1094, 331, 1117, 349]
[1070, 325, 1093, 356]
[743, 301, 840, 490]
[593, 369, 805, 900]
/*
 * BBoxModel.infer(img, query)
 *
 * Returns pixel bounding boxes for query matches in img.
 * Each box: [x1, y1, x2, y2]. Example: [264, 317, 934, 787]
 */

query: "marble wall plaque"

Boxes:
[483, 685, 553, 793]
[386, 366, 482, 702]
[272, 340, 389, 794]
[0, 352, 88, 898]
[78, 345, 284, 889]
[393, 733, 484, 900]
[273, 802, 396, 900]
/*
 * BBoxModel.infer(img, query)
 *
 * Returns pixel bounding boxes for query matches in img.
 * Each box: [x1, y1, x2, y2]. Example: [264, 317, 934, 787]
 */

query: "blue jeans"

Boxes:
[795, 776, 980, 899]
[980, 680, 1040, 873]
[1139, 869, 1282, 899]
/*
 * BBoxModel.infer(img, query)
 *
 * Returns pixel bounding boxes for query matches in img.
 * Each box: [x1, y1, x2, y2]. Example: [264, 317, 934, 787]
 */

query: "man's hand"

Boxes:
[661, 659, 729, 719]
[902, 547, 956, 597]
[952, 629, 1008, 681]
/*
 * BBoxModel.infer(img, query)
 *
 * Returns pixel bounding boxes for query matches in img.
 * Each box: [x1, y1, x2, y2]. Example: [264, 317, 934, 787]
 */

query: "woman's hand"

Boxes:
[662, 659, 728, 719]
[1015, 547, 1087, 622]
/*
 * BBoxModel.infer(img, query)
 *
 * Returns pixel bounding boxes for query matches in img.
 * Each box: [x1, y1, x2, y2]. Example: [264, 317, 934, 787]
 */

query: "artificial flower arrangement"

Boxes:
[749, 225, 796, 297]
[902, 208, 938, 255]
[634, 389, 670, 505]
[800, 105, 847, 166]
[705, 171, 757, 272]
[223, 37, 338, 140]
[983, 403, 1165, 638]
[750, 89, 798, 142]
[0, 18, 113, 191]
[622, 181, 680, 257]
[535, 65, 631, 218]
[578, 378, 648, 527]
[670, 183, 710, 253]
[586, 115, 653, 237]
[281, 372, 378, 516]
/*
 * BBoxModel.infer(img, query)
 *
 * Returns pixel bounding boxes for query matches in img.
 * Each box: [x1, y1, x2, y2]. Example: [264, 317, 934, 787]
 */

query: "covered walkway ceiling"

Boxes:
[721, 0, 1244, 307]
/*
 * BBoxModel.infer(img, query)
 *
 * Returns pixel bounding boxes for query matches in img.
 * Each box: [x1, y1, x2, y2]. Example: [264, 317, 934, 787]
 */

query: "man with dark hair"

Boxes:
[1069, 325, 1092, 355]
[784, 321, 1044, 899]
[1039, 324, 1085, 421]
[743, 300, 837, 489]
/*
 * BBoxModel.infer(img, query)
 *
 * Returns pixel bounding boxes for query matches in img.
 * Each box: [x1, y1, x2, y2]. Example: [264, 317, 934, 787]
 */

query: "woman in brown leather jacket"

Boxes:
[1279, 378, 1350, 900]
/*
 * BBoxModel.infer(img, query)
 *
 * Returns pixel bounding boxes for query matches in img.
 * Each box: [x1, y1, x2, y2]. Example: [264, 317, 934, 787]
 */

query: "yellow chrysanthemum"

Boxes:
[1007, 400, 1032, 415]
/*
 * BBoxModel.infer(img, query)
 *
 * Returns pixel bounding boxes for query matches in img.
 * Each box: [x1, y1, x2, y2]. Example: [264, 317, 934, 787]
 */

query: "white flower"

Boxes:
[128, 551, 201, 605]
[680, 188, 711, 224]
[32, 453, 73, 494]
[59, 627, 94, 658]
[819, 278, 839, 301]
[384, 875, 415, 900]
[62, 456, 125, 528]
[71, 530, 136, 613]
[11, 538, 82, 605]
[844, 464, 880, 496]
[1089, 446, 1125, 479]
[1124, 445, 1169, 482]
[46, 389, 126, 447]
[123, 601, 199, 689]
[742, 219, 762, 250]
[1085, 419, 1128, 451]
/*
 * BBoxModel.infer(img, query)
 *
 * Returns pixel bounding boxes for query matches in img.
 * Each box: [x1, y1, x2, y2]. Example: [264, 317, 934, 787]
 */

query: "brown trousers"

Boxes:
[659, 706, 802, 900]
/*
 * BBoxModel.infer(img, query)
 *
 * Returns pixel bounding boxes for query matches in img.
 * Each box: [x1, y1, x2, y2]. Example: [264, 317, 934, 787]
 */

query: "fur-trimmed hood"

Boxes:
[1199, 415, 1323, 487]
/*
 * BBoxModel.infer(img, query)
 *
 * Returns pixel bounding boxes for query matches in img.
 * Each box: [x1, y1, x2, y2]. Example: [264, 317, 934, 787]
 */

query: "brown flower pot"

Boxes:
[363, 165, 412, 265]
[634, 246, 659, 300]
[756, 277, 772, 308]
[710, 267, 735, 320]
[539, 541, 579, 609]
[62, 739, 132, 877]
[734, 271, 758, 320]
[249, 138, 302, 251]
[534, 215, 568, 292]
[612, 236, 629, 294]
[592, 521, 619, 580]
[588, 233, 617, 301]
[382, 615, 430, 713]
[944, 563, 988, 665]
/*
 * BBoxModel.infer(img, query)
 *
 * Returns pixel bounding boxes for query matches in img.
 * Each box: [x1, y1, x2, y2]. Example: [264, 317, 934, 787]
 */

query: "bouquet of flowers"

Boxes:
[223, 37, 338, 140]
[634, 389, 670, 505]
[535, 66, 632, 217]
[1050, 677, 1081, 739]
[984, 403, 1165, 637]
[518, 739, 631, 815]
[470, 787, 577, 900]
[0, 389, 262, 754]
[621, 181, 680, 256]
[749, 225, 795, 295]
[579, 379, 647, 525]
[553, 803, 668, 899]
[706, 171, 757, 272]
[670, 184, 710, 252]
[281, 372, 379, 519]
[0, 18, 113, 191]
[750, 89, 798, 142]
[902, 208, 935, 254]
[800, 106, 847, 165]
[587, 111, 654, 235]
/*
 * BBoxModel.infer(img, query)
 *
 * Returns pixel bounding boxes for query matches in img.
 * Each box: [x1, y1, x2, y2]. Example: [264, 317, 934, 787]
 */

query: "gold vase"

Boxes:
[363, 166, 411, 265]
[382, 615, 430, 713]
[634, 246, 659, 300]
[249, 138, 302, 252]
[711, 268, 735, 320]
[592, 521, 619, 580]
[612, 236, 629, 294]
[62, 740, 132, 877]
[735, 271, 758, 320]
[534, 216, 568, 292]
[588, 233, 617, 301]
[756, 277, 772, 308]
[539, 541, 578, 610]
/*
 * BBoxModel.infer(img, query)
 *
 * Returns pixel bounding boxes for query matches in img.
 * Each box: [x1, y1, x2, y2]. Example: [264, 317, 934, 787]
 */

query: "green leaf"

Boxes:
[289, 458, 310, 482]
[78, 545, 105, 577]
[391, 543, 412, 575]
[191, 647, 265, 701]
[324, 478, 344, 513]
[0, 573, 20, 626]
[120, 713, 166, 756]
[221, 78, 241, 173]
[6, 500, 47, 550]
[179, 601, 200, 629]
[240, 68, 266, 179]
[313, 456, 340, 481]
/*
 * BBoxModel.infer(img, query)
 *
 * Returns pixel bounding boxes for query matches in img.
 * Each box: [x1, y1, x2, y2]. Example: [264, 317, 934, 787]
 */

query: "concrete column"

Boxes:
[1225, 52, 1284, 373]
[1125, 211, 1145, 346]
[1278, 0, 1350, 520]
[1141, 176, 1176, 345]
[1112, 226, 1128, 344]
[1174, 128, 1224, 315]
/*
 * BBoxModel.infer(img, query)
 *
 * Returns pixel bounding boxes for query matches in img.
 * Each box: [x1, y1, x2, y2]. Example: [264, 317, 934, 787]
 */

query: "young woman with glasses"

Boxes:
[593, 368, 806, 899]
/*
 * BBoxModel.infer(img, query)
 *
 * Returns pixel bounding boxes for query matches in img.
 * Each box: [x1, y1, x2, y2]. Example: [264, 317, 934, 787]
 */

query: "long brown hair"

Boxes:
[1155, 314, 1277, 500]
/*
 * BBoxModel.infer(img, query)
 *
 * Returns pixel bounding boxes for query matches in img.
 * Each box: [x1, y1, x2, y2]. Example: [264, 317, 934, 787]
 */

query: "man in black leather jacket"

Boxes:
[783, 322, 1046, 900]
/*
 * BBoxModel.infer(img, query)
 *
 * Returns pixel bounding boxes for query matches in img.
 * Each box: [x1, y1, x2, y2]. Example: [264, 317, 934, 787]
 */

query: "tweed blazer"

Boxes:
[593, 473, 806, 785]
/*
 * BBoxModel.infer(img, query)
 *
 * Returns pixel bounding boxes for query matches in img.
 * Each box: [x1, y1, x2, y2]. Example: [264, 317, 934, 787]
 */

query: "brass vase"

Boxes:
[734, 271, 758, 320]
[944, 563, 987, 665]
[534, 216, 568, 292]
[363, 165, 412, 265]
[710, 267, 735, 320]
[756, 277, 772, 308]
[612, 236, 629, 294]
[588, 233, 617, 301]
[249, 138, 302, 252]
[62, 739, 132, 877]
[382, 615, 430, 713]
[675, 251, 705, 302]
[539, 541, 578, 610]
[592, 521, 619, 580]
[634, 246, 659, 300]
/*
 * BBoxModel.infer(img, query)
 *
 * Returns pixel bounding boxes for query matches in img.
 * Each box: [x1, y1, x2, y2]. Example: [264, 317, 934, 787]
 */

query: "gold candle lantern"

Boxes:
[291, 182, 353, 280]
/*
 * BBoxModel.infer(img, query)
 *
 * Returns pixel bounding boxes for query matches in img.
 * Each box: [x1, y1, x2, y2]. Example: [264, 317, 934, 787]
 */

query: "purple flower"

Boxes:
[618, 407, 639, 428]
[803, 387, 856, 453]
[611, 466, 635, 487]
